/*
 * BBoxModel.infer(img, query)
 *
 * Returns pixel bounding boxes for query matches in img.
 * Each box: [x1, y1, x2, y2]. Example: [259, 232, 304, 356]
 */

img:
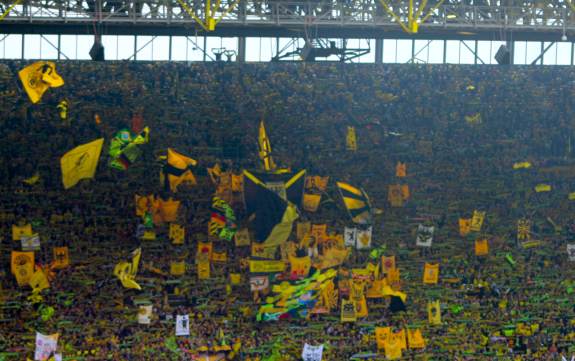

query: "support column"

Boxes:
[507, 39, 514, 65]
[375, 38, 383, 63]
[168, 35, 172, 61]
[237, 36, 246, 62]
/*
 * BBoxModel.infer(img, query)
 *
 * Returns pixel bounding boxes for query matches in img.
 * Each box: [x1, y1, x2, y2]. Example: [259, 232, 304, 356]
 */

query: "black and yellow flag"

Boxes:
[336, 182, 372, 225]
[18, 61, 64, 104]
[163, 148, 197, 192]
[61, 138, 104, 189]
[243, 170, 301, 246]
[258, 120, 276, 171]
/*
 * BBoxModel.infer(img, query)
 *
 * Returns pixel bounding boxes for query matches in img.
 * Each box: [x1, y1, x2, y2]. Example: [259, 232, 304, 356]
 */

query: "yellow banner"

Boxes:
[11, 251, 34, 286]
[423, 263, 439, 284]
[52, 247, 69, 269]
[395, 162, 406, 177]
[288, 256, 311, 279]
[197, 260, 210, 279]
[302, 193, 321, 212]
[470, 210, 485, 232]
[340, 298, 356, 322]
[170, 261, 186, 276]
[428, 300, 441, 325]
[169, 223, 185, 245]
[251, 243, 277, 259]
[474, 239, 489, 256]
[346, 126, 357, 151]
[12, 223, 32, 241]
[459, 218, 471, 236]
[249, 260, 286, 273]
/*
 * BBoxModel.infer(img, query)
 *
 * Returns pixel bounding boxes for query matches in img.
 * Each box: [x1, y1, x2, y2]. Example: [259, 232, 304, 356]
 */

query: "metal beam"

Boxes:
[2, 3, 575, 42]
[531, 41, 555, 65]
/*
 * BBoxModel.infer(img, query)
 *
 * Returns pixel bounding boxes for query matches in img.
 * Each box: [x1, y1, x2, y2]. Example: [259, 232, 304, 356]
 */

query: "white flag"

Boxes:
[344, 227, 357, 247]
[302, 343, 324, 361]
[175, 314, 190, 336]
[416, 224, 434, 247]
[567, 244, 575, 261]
[138, 305, 153, 324]
[356, 227, 372, 250]
[35, 332, 58, 361]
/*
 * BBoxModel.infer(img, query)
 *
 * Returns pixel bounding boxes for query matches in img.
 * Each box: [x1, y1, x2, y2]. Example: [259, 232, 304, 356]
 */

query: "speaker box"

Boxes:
[89, 41, 105, 61]
[494, 45, 510, 65]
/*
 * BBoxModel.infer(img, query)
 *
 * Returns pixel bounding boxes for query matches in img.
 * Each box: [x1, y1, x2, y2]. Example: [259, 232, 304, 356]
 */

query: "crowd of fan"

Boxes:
[1, 61, 575, 360]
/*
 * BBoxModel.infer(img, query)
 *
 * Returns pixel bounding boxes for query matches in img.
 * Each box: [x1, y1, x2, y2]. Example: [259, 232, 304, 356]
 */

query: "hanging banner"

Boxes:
[34, 332, 59, 361]
[175, 314, 190, 336]
[470, 210, 485, 232]
[340, 298, 356, 322]
[21, 233, 41, 251]
[567, 244, 575, 261]
[249, 276, 269, 291]
[415, 225, 434, 247]
[344, 227, 357, 247]
[197, 260, 210, 280]
[475, 239, 489, 256]
[302, 343, 324, 361]
[234, 228, 251, 247]
[138, 305, 153, 325]
[356, 227, 372, 250]
[423, 263, 439, 284]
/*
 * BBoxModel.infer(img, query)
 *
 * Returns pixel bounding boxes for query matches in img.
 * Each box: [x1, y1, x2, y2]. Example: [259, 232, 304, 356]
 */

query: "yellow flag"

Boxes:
[407, 328, 426, 349]
[388, 184, 404, 207]
[11, 251, 34, 286]
[569, 192, 575, 200]
[170, 261, 186, 276]
[18, 61, 64, 103]
[310, 224, 327, 244]
[470, 210, 485, 232]
[169, 223, 185, 245]
[513, 161, 532, 169]
[302, 193, 321, 212]
[12, 223, 32, 241]
[459, 218, 471, 236]
[251, 243, 277, 259]
[113, 248, 142, 290]
[210, 251, 228, 263]
[154, 197, 180, 224]
[288, 256, 311, 279]
[197, 260, 210, 279]
[428, 300, 441, 325]
[197, 241, 213, 260]
[231, 174, 243, 192]
[61, 138, 104, 189]
[340, 298, 356, 322]
[535, 184, 552, 193]
[396, 162, 406, 177]
[164, 148, 197, 192]
[258, 120, 276, 171]
[296, 222, 311, 241]
[305, 175, 329, 192]
[475, 239, 489, 256]
[384, 336, 403, 360]
[234, 228, 251, 247]
[248, 260, 285, 273]
[346, 126, 357, 151]
[387, 268, 400, 284]
[29, 269, 50, 293]
[230, 273, 241, 285]
[375, 327, 390, 350]
[52, 247, 69, 269]
[381, 255, 396, 273]
[423, 263, 439, 284]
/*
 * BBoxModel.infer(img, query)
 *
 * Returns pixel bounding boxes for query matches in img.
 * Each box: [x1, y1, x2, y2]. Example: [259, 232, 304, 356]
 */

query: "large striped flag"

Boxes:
[337, 182, 372, 225]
